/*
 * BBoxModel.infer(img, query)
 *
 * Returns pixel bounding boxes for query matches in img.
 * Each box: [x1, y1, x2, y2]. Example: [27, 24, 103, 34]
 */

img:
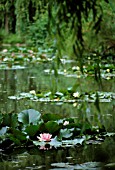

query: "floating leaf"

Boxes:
[25, 124, 41, 137]
[45, 121, 60, 133]
[55, 92, 64, 97]
[51, 162, 72, 168]
[73, 161, 102, 169]
[0, 127, 8, 136]
[33, 140, 45, 146]
[62, 138, 85, 146]
[49, 137, 62, 147]
[18, 109, 41, 125]
[42, 113, 62, 122]
[3, 114, 18, 128]
[60, 129, 73, 139]
[105, 162, 115, 167]
[104, 132, 115, 137]
[11, 129, 27, 141]
[9, 136, 22, 145]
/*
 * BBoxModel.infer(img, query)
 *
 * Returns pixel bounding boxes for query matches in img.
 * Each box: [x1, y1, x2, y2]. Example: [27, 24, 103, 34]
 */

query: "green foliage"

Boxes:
[0, 109, 108, 150]
[42, 113, 62, 122]
[2, 113, 18, 128]
[60, 129, 73, 139]
[18, 109, 41, 125]
[25, 125, 40, 137]
[0, 0, 114, 72]
[45, 121, 60, 134]
[0, 127, 7, 136]
[26, 12, 49, 47]
[9, 90, 115, 103]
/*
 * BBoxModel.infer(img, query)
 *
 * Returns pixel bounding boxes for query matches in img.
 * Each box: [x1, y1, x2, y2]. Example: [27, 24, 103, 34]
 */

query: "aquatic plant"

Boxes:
[0, 109, 114, 152]
[37, 133, 52, 142]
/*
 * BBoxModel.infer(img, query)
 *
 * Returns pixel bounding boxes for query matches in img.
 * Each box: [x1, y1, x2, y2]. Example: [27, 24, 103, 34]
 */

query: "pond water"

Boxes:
[0, 59, 115, 169]
[0, 136, 115, 170]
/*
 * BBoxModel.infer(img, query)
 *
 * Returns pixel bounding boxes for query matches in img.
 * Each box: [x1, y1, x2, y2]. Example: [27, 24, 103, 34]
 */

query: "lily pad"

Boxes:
[42, 113, 62, 122]
[18, 109, 41, 125]
[45, 121, 60, 133]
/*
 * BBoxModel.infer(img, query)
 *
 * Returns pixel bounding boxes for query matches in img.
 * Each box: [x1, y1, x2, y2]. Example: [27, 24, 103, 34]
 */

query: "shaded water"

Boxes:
[0, 62, 115, 169]
[0, 136, 115, 169]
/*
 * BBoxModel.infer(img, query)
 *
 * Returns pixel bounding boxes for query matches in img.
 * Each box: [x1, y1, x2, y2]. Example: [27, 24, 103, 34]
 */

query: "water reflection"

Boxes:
[0, 64, 114, 113]
[0, 63, 115, 169]
[0, 136, 115, 169]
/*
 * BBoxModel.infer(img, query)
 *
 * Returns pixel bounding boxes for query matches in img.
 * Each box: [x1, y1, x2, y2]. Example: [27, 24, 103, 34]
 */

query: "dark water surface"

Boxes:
[0, 63, 115, 169]
[0, 136, 115, 169]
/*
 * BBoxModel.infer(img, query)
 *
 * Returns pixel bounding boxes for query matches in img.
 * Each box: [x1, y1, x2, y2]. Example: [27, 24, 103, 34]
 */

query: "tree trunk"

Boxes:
[5, 13, 9, 33]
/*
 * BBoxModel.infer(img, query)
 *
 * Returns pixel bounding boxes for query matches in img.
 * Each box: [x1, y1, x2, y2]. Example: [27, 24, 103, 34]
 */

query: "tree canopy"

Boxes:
[0, 0, 115, 58]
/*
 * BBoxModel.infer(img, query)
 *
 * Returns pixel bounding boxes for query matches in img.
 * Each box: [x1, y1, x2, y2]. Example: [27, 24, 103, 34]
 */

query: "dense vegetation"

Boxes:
[0, 109, 107, 150]
[0, 0, 115, 57]
[0, 0, 115, 152]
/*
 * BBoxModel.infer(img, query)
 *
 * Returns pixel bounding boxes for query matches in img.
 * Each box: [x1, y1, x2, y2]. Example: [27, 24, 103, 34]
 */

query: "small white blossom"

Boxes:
[73, 103, 77, 107]
[73, 92, 80, 98]
[63, 121, 69, 126]
[2, 49, 8, 53]
[106, 69, 110, 73]
[29, 90, 36, 95]
[72, 66, 80, 71]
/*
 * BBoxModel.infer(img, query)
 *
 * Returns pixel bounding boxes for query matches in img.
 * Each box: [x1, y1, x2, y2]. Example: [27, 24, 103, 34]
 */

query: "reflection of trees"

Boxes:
[0, 68, 28, 113]
[1, 137, 115, 169]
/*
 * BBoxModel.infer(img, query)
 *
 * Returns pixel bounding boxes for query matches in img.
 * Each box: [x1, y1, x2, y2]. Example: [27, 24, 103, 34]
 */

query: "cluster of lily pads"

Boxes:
[9, 89, 115, 103]
[0, 109, 107, 151]
[0, 47, 114, 77]
[0, 47, 54, 68]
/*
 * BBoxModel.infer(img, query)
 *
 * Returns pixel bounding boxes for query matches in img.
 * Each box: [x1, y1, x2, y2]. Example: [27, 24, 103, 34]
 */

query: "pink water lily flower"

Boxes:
[37, 133, 52, 142]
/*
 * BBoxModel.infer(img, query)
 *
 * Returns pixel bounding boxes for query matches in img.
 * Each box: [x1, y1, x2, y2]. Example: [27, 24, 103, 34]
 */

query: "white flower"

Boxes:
[63, 121, 69, 126]
[72, 66, 80, 71]
[73, 103, 77, 107]
[106, 69, 110, 73]
[73, 92, 80, 98]
[28, 50, 33, 54]
[29, 90, 36, 95]
[2, 49, 8, 53]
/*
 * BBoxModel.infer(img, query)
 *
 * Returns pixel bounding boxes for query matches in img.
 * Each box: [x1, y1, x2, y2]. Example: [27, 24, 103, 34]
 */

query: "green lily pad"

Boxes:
[45, 121, 60, 133]
[25, 124, 41, 136]
[49, 137, 62, 147]
[60, 128, 73, 139]
[0, 127, 8, 136]
[3, 113, 18, 128]
[42, 113, 62, 122]
[18, 109, 41, 125]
